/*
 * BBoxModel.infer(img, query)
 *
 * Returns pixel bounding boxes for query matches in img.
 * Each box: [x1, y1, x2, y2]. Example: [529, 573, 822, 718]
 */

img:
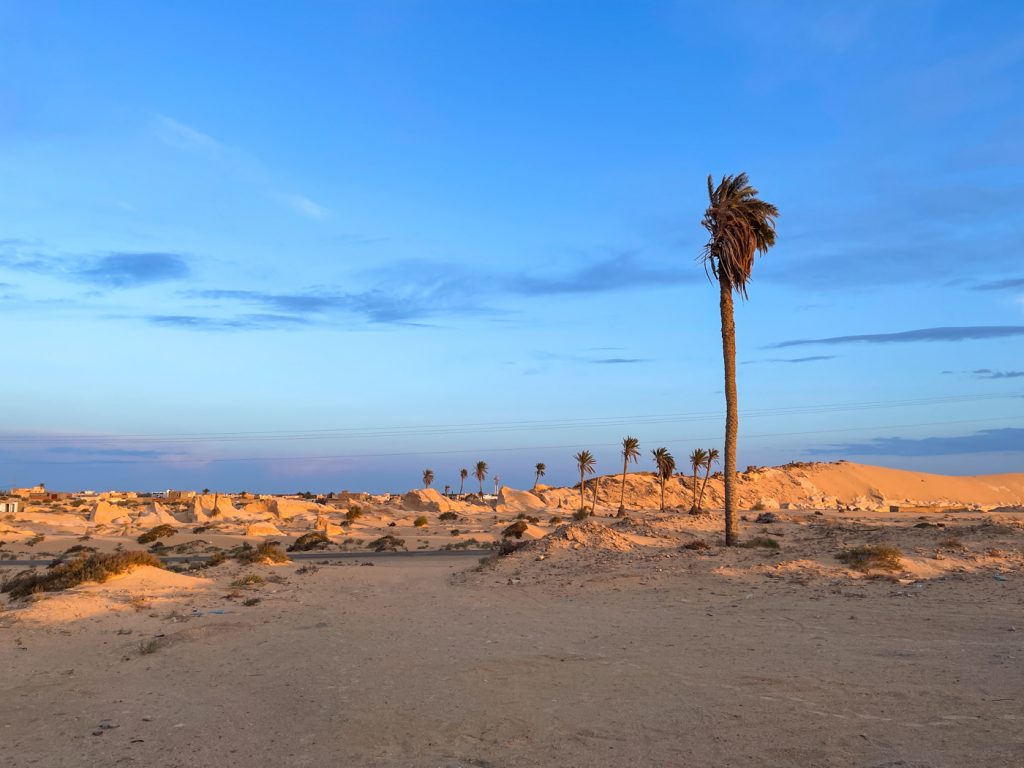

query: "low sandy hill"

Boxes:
[541, 461, 1024, 512]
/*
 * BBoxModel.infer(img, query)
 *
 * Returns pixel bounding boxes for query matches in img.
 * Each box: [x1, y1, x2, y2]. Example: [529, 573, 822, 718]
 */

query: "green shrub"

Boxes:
[837, 545, 903, 572]
[137, 524, 177, 544]
[1, 551, 161, 600]
[572, 509, 589, 521]
[438, 511, 459, 521]
[413, 516, 429, 528]
[231, 573, 264, 587]
[287, 531, 331, 552]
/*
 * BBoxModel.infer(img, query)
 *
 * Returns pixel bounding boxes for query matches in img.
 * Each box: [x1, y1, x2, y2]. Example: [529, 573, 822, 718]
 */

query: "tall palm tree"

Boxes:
[533, 462, 546, 490]
[700, 173, 779, 545]
[618, 436, 641, 515]
[651, 447, 675, 511]
[474, 461, 488, 496]
[688, 449, 708, 511]
[697, 448, 720, 510]
[459, 468, 468, 496]
[422, 469, 434, 488]
[574, 450, 596, 513]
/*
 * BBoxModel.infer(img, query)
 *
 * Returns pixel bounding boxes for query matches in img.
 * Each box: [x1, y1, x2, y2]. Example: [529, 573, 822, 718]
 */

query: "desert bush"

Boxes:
[442, 537, 482, 550]
[137, 524, 177, 544]
[242, 597, 261, 606]
[231, 573, 264, 587]
[345, 505, 363, 521]
[296, 564, 320, 575]
[1, 551, 161, 600]
[438, 511, 459, 522]
[751, 501, 768, 512]
[549, 516, 563, 525]
[502, 520, 529, 539]
[837, 545, 903, 572]
[138, 638, 161, 655]
[497, 539, 525, 556]
[367, 535, 406, 552]
[450, 529, 461, 536]
[287, 531, 331, 552]
[413, 516, 429, 528]
[742, 536, 780, 550]
[192, 525, 212, 534]
[572, 509, 589, 521]
[938, 537, 964, 550]
[25, 534, 45, 547]
[683, 539, 710, 551]
[234, 542, 290, 565]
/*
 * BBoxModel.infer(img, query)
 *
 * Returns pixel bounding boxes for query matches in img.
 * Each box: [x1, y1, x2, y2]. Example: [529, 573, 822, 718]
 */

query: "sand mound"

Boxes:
[496, 487, 549, 514]
[401, 488, 456, 513]
[246, 521, 284, 537]
[531, 521, 636, 553]
[91, 500, 131, 525]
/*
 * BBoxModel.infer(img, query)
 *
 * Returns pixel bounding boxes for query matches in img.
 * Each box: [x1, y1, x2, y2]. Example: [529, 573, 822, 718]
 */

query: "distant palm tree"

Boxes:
[474, 461, 488, 496]
[493, 476, 501, 496]
[459, 468, 468, 495]
[688, 449, 708, 511]
[697, 448, 720, 510]
[574, 450, 596, 513]
[444, 484, 451, 497]
[652, 447, 675, 511]
[701, 173, 779, 545]
[618, 436, 641, 515]
[422, 469, 434, 488]
[533, 462, 546, 490]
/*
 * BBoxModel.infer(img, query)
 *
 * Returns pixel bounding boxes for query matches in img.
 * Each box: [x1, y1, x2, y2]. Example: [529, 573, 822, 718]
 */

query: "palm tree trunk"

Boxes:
[660, 477, 665, 511]
[591, 479, 598, 513]
[720, 280, 739, 545]
[698, 465, 711, 509]
[479, 478, 484, 496]
[533, 472, 539, 491]
[579, 468, 585, 513]
[619, 457, 627, 512]
[692, 468, 698, 509]
[459, 478, 464, 495]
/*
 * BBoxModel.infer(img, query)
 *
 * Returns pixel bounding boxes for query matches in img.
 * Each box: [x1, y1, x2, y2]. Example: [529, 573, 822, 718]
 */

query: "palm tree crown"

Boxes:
[618, 436, 641, 514]
[574, 450, 596, 513]
[700, 173, 779, 299]
[474, 461, 488, 495]
[533, 462, 546, 490]
[422, 469, 434, 488]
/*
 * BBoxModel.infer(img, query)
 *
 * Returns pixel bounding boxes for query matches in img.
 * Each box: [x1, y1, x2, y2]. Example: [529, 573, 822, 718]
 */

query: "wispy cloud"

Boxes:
[973, 368, 1024, 379]
[743, 355, 837, 365]
[154, 115, 220, 149]
[974, 277, 1024, 291]
[590, 357, 646, 364]
[1, 242, 190, 289]
[812, 427, 1024, 457]
[74, 253, 190, 287]
[148, 313, 312, 331]
[510, 251, 695, 296]
[285, 194, 328, 219]
[153, 114, 327, 220]
[771, 326, 1024, 348]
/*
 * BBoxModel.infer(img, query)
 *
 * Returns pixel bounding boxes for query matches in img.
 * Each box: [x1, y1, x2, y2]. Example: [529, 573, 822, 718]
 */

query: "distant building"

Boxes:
[165, 490, 196, 501]
[1, 500, 20, 514]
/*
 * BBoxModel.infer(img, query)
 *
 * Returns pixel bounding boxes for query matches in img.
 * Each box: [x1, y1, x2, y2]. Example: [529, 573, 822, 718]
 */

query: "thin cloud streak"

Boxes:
[772, 326, 1024, 348]
[812, 427, 1024, 457]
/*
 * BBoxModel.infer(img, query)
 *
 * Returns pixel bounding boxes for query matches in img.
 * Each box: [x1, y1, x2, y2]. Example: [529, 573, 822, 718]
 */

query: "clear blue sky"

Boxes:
[1, 0, 1022, 492]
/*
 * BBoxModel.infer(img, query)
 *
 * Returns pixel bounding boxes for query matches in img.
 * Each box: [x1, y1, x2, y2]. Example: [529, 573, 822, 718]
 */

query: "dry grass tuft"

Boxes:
[837, 545, 903, 572]
[234, 542, 290, 565]
[741, 536, 780, 550]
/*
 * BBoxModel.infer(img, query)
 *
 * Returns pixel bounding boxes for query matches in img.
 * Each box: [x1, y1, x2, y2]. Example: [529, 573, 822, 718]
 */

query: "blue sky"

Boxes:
[1, 0, 1022, 492]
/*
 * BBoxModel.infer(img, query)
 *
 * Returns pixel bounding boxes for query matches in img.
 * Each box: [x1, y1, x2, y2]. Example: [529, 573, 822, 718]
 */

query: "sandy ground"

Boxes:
[2, 503, 1023, 767]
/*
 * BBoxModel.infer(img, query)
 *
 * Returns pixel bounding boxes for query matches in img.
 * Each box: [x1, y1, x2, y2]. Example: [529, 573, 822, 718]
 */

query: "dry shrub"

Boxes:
[741, 536, 780, 550]
[231, 573, 264, 587]
[837, 545, 903, 572]
[345, 506, 363, 521]
[683, 539, 710, 551]
[367, 535, 405, 552]
[137, 524, 177, 544]
[2, 551, 161, 600]
[439, 511, 459, 522]
[288, 532, 331, 552]
[234, 542, 290, 565]
[413, 516, 429, 528]
[502, 520, 529, 539]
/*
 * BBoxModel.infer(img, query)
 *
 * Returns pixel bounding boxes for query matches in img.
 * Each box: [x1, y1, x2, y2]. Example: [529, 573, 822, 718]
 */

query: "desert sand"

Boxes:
[1, 461, 1023, 767]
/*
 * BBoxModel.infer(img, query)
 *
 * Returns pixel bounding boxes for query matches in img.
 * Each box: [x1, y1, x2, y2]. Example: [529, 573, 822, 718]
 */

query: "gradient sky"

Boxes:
[1, 0, 1022, 493]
